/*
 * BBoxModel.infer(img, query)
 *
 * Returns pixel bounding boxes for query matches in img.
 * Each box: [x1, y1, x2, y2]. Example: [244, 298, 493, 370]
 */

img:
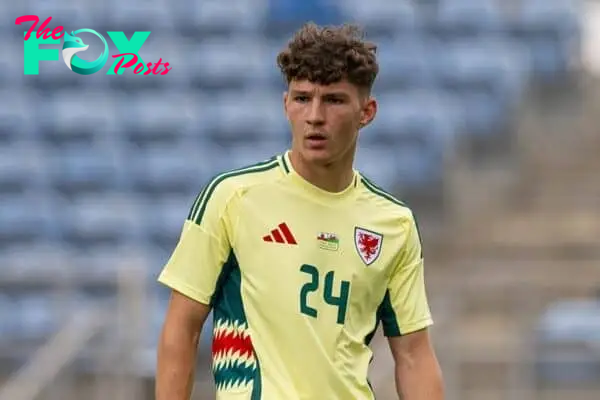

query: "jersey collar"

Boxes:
[279, 150, 359, 202]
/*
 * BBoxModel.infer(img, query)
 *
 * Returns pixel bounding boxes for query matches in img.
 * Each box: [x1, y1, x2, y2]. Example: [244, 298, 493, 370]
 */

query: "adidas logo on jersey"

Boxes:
[263, 222, 297, 245]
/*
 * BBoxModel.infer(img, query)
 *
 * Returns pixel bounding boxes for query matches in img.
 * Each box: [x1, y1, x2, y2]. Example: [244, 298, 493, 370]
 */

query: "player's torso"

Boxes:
[230, 178, 402, 398]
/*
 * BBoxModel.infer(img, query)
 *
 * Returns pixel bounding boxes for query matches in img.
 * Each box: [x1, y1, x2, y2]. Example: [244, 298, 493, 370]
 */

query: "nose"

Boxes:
[306, 99, 325, 126]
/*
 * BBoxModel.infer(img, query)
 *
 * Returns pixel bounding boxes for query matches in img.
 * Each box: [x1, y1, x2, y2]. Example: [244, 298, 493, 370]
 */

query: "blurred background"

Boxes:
[1, 0, 599, 399]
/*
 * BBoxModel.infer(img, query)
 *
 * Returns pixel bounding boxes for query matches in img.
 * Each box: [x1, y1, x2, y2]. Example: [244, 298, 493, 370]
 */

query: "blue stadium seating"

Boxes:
[431, 0, 504, 38]
[0, 42, 25, 89]
[0, 295, 20, 338]
[0, 194, 55, 248]
[0, 0, 582, 358]
[375, 37, 436, 89]
[47, 147, 121, 195]
[535, 299, 600, 385]
[510, 0, 581, 82]
[16, 294, 60, 340]
[0, 91, 34, 140]
[0, 145, 42, 195]
[346, 0, 421, 39]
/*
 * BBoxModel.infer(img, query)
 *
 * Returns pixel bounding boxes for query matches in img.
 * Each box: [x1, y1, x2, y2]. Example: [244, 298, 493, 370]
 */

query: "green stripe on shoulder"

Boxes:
[187, 185, 208, 220]
[360, 175, 407, 208]
[280, 154, 290, 173]
[191, 158, 279, 225]
[189, 157, 277, 220]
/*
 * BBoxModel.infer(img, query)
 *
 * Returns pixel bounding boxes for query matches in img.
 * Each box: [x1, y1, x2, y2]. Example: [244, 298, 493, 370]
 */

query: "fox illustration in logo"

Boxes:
[61, 31, 88, 69]
[61, 29, 109, 75]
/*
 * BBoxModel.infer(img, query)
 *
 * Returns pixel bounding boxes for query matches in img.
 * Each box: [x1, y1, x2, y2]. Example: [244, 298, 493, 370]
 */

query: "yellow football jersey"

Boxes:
[158, 150, 433, 400]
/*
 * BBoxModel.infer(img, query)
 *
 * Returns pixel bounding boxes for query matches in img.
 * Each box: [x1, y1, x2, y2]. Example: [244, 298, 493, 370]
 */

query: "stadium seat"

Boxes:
[375, 37, 435, 90]
[433, 40, 529, 134]
[42, 91, 118, 147]
[174, 0, 266, 35]
[188, 38, 270, 90]
[209, 141, 288, 175]
[206, 90, 274, 144]
[0, 143, 44, 195]
[127, 146, 207, 196]
[430, 0, 504, 38]
[0, 41, 24, 89]
[252, 94, 290, 143]
[46, 147, 120, 196]
[456, 91, 507, 136]
[371, 89, 459, 146]
[340, 0, 419, 38]
[1, 243, 68, 276]
[354, 146, 404, 192]
[358, 138, 446, 189]
[510, 0, 581, 82]
[143, 245, 174, 276]
[396, 146, 444, 188]
[434, 40, 518, 90]
[0, 90, 38, 142]
[517, 0, 580, 35]
[0, 195, 54, 248]
[141, 194, 190, 250]
[0, 294, 20, 340]
[57, 194, 139, 250]
[265, 0, 344, 38]
[535, 299, 600, 384]
[207, 90, 289, 145]
[25, 0, 99, 27]
[66, 247, 149, 284]
[16, 294, 60, 341]
[105, 0, 172, 31]
[261, 41, 288, 89]
[117, 91, 201, 147]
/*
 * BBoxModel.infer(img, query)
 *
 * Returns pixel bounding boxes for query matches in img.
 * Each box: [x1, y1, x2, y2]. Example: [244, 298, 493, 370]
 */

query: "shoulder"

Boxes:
[187, 156, 283, 223]
[204, 156, 283, 197]
[357, 174, 416, 223]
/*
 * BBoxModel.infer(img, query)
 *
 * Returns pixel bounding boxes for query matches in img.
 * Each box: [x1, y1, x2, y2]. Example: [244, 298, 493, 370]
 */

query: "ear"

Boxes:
[359, 96, 377, 128]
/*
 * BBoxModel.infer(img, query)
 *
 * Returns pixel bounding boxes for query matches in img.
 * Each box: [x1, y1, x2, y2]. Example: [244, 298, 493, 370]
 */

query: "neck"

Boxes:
[288, 150, 355, 193]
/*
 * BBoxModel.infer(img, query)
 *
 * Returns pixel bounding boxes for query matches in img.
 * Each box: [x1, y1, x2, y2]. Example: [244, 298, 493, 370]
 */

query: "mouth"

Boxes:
[305, 133, 328, 150]
[306, 133, 327, 141]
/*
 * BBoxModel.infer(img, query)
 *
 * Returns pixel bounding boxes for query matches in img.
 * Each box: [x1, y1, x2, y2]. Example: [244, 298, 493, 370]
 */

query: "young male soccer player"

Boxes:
[156, 23, 444, 400]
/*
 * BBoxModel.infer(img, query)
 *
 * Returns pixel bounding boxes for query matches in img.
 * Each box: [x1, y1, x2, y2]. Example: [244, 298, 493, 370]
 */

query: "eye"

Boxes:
[327, 97, 344, 104]
[294, 95, 309, 103]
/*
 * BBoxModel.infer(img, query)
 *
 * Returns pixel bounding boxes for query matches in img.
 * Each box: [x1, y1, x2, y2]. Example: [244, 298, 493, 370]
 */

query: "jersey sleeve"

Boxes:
[157, 179, 236, 306]
[379, 212, 433, 336]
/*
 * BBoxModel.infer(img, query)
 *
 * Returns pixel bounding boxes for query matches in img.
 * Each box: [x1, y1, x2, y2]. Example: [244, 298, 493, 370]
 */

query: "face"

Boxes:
[283, 79, 377, 166]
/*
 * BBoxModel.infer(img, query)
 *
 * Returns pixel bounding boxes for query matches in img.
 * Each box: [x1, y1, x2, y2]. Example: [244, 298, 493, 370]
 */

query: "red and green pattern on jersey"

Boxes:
[212, 318, 257, 391]
[210, 250, 262, 397]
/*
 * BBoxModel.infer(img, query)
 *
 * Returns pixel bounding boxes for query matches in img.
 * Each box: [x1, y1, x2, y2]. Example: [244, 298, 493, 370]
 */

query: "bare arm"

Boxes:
[156, 290, 211, 400]
[388, 328, 444, 400]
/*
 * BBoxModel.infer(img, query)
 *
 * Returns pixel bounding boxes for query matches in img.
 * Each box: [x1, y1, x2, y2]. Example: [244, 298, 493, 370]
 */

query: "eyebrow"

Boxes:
[290, 90, 350, 98]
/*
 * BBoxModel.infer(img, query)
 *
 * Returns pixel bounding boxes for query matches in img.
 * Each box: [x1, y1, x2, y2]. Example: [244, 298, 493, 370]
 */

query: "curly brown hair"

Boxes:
[276, 22, 379, 93]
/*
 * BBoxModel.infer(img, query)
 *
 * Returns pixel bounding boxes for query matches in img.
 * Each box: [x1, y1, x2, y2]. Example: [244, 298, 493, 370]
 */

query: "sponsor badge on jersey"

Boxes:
[317, 232, 339, 251]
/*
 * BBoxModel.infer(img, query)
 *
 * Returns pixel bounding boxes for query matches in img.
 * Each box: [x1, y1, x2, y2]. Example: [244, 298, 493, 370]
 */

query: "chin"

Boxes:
[301, 148, 336, 165]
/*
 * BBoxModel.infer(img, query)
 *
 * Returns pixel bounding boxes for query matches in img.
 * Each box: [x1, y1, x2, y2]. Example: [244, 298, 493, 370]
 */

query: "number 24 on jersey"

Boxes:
[299, 264, 350, 324]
